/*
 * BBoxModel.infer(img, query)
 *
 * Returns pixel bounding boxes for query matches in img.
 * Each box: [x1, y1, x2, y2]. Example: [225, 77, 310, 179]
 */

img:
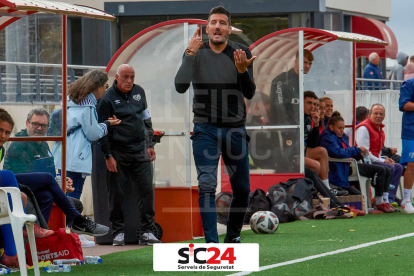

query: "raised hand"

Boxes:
[187, 27, 203, 55]
[311, 111, 320, 126]
[233, 49, 257, 73]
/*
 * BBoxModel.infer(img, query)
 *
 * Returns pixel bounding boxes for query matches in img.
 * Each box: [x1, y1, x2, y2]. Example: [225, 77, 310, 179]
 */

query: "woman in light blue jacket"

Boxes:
[56, 69, 120, 199]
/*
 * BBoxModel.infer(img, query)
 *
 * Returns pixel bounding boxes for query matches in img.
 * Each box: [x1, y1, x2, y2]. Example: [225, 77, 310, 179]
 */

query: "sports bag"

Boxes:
[267, 178, 317, 223]
[26, 228, 84, 266]
[215, 192, 233, 225]
[244, 188, 271, 223]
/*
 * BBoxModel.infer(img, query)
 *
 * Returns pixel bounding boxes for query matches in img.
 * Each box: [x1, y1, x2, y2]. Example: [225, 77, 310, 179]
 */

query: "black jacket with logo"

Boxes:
[97, 80, 153, 155]
[304, 114, 319, 148]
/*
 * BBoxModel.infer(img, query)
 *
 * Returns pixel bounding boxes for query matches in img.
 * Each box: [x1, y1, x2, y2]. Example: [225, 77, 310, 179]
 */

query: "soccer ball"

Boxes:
[249, 211, 279, 234]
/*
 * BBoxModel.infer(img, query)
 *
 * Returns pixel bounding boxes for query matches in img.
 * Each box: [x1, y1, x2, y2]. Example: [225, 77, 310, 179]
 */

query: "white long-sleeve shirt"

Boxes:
[355, 126, 385, 163]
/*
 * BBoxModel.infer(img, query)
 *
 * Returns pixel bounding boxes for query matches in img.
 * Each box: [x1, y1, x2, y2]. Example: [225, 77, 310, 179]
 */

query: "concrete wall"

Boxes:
[326, 0, 391, 19]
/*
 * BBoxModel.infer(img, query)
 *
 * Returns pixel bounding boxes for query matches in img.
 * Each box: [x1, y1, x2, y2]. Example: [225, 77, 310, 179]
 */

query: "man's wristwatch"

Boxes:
[104, 154, 113, 160]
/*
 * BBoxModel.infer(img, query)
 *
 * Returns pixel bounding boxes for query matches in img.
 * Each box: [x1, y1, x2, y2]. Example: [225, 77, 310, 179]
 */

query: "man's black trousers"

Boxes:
[106, 149, 154, 238]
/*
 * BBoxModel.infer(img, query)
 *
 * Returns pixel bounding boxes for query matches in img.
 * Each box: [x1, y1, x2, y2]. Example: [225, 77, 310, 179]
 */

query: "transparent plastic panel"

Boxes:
[323, 90, 353, 125]
[304, 40, 352, 98]
[0, 140, 57, 176]
[122, 23, 189, 133]
[250, 32, 300, 126]
[153, 136, 187, 187]
[0, 14, 63, 104]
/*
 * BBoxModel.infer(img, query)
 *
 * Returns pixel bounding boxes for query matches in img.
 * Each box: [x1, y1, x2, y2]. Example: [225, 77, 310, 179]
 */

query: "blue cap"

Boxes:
[98, 258, 103, 263]
[80, 260, 83, 265]
[43, 267, 49, 272]
[6, 269, 10, 274]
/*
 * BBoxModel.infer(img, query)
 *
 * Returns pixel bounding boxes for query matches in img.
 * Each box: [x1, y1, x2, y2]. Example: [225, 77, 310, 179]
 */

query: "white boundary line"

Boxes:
[228, 232, 414, 276]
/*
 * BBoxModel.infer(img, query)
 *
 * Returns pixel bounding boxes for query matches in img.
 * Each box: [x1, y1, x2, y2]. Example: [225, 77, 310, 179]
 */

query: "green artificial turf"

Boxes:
[27, 213, 414, 275]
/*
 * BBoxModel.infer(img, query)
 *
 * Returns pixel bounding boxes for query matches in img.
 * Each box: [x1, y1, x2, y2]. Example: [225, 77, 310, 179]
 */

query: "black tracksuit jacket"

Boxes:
[97, 80, 154, 155]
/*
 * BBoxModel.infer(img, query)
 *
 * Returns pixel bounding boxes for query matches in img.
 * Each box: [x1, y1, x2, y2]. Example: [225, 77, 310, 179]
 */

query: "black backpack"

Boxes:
[244, 188, 271, 224]
[267, 178, 317, 223]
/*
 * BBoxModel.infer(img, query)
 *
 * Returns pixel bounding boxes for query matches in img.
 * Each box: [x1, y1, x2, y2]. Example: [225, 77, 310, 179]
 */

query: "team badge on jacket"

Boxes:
[133, 94, 141, 101]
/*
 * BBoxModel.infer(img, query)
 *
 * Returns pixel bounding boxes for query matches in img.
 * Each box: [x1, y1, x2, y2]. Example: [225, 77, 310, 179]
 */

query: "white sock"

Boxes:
[321, 179, 330, 189]
[404, 189, 412, 202]
[382, 192, 389, 203]
[375, 196, 383, 205]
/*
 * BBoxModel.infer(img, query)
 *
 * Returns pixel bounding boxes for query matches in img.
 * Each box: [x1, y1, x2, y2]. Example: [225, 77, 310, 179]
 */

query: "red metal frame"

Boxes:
[106, 19, 208, 72]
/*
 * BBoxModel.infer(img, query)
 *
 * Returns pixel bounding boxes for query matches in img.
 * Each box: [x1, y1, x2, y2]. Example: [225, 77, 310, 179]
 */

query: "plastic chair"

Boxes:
[0, 187, 40, 276]
[328, 158, 371, 212]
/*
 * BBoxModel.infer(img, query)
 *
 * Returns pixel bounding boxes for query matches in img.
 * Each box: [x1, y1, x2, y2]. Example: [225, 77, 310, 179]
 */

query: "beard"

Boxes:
[208, 30, 229, 45]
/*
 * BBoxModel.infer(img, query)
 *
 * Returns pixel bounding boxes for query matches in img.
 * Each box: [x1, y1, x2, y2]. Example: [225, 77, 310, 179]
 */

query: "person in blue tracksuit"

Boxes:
[319, 111, 395, 213]
[363, 52, 386, 90]
[399, 78, 414, 213]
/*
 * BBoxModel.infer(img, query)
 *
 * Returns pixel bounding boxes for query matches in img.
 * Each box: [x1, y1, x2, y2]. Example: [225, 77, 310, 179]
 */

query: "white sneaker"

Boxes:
[113, 233, 125, 246]
[401, 200, 414, 214]
[79, 234, 96, 248]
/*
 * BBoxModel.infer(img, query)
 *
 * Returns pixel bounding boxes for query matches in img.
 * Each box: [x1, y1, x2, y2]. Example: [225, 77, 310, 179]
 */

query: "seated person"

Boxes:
[355, 103, 403, 204]
[303, 91, 342, 195]
[3, 107, 55, 175]
[320, 96, 333, 126]
[2, 107, 92, 244]
[318, 99, 326, 134]
[319, 111, 395, 213]
[0, 170, 54, 267]
[0, 109, 109, 237]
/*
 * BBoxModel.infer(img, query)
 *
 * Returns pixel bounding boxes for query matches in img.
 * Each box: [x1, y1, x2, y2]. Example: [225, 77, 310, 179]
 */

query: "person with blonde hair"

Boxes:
[54, 69, 121, 200]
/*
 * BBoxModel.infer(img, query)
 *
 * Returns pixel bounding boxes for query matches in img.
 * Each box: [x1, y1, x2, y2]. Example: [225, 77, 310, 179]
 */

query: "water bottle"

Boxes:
[44, 264, 71, 272]
[53, 258, 83, 265]
[363, 151, 371, 164]
[0, 268, 10, 275]
[84, 256, 102, 264]
[55, 173, 62, 189]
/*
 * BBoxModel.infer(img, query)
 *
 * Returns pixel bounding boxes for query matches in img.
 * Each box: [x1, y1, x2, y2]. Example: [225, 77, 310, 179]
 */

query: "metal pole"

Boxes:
[299, 31, 304, 175]
[61, 14, 68, 227]
[16, 65, 21, 102]
[352, 42, 356, 145]
[36, 67, 40, 102]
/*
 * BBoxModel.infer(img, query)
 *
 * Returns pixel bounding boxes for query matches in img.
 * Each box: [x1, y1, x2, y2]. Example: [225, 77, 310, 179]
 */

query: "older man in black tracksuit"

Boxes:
[97, 64, 160, 246]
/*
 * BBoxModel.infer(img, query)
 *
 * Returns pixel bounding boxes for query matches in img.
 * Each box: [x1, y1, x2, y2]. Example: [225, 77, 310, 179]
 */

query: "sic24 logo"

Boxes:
[153, 243, 259, 271]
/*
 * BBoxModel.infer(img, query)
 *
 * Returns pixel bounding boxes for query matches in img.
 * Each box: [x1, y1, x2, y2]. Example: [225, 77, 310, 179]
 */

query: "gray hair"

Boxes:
[368, 52, 378, 62]
[27, 107, 50, 122]
[116, 64, 134, 75]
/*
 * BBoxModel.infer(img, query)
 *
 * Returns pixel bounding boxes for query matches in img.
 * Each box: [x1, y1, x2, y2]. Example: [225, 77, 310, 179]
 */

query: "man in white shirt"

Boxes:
[355, 103, 403, 204]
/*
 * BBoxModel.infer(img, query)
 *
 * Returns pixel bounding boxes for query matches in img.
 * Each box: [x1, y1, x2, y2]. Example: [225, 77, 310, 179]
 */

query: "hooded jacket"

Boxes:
[319, 129, 362, 188]
[53, 94, 110, 174]
[3, 129, 54, 174]
[405, 63, 414, 81]
[399, 78, 414, 140]
[391, 52, 409, 89]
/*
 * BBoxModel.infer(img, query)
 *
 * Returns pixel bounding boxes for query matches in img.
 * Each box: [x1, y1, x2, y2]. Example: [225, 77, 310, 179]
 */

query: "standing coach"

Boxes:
[175, 6, 256, 243]
[97, 64, 160, 246]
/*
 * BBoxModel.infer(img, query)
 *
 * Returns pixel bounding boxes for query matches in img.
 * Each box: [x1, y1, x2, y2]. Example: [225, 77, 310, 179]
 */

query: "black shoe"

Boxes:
[395, 197, 402, 207]
[330, 188, 348, 196]
[72, 216, 109, 237]
[223, 236, 243, 243]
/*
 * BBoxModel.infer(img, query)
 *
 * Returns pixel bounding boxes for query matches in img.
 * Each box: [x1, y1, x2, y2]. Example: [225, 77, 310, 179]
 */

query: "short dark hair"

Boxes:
[328, 111, 344, 126]
[208, 6, 231, 25]
[356, 106, 369, 122]
[411, 55, 414, 61]
[304, 91, 318, 100]
[296, 49, 314, 62]
[0, 108, 15, 129]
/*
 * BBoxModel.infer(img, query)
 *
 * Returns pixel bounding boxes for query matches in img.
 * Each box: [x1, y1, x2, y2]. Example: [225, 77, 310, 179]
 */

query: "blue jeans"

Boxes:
[66, 171, 86, 200]
[0, 170, 23, 256]
[14, 172, 80, 222]
[192, 123, 250, 243]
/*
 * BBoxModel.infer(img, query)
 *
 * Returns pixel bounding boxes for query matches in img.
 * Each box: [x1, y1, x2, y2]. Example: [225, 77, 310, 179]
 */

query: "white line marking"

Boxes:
[228, 232, 414, 276]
